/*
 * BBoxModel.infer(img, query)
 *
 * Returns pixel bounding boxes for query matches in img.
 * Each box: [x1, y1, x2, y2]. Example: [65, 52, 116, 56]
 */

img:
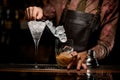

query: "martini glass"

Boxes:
[28, 20, 46, 68]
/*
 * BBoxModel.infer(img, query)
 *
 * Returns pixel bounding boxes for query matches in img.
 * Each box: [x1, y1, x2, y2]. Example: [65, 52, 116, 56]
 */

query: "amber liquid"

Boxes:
[56, 52, 73, 66]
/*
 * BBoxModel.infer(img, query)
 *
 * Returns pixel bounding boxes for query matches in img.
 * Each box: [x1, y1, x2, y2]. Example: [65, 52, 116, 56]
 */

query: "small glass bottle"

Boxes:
[86, 50, 99, 68]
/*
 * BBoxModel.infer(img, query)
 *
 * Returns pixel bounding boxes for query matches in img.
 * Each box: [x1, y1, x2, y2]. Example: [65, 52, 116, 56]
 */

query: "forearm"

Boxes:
[91, 16, 119, 60]
[91, 0, 119, 60]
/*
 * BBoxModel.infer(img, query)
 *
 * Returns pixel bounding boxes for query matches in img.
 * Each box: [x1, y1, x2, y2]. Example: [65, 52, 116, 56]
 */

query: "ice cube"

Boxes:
[28, 20, 46, 33]
[55, 25, 65, 34]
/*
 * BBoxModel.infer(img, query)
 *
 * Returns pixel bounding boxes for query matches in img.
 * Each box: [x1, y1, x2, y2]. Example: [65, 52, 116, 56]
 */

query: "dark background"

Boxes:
[0, 0, 120, 65]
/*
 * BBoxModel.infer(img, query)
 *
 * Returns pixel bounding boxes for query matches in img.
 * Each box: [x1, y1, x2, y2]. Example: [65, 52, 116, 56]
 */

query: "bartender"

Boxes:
[25, 0, 119, 70]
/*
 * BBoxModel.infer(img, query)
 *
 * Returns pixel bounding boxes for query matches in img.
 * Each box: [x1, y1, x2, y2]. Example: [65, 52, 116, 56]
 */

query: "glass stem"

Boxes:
[35, 39, 39, 58]
[34, 39, 40, 68]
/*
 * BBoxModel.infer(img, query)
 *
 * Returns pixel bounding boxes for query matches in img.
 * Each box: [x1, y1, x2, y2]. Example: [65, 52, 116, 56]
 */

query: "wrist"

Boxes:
[98, 43, 109, 56]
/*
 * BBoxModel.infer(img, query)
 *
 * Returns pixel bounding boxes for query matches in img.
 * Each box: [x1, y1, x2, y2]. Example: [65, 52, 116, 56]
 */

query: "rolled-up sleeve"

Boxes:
[92, 0, 119, 59]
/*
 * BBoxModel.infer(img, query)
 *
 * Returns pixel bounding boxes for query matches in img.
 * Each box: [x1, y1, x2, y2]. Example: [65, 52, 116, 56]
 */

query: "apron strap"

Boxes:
[90, 0, 103, 32]
[97, 0, 103, 14]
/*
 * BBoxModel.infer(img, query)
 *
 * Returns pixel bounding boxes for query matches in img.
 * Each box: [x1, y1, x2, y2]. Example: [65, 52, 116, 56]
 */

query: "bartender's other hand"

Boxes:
[67, 51, 88, 70]
[25, 6, 43, 20]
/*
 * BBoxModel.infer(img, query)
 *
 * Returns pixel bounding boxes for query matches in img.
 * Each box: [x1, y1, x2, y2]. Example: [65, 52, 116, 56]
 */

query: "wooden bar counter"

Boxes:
[0, 64, 120, 80]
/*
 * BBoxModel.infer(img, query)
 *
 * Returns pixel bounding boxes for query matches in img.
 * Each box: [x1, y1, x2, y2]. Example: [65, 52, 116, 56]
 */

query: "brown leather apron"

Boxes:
[59, 1, 102, 52]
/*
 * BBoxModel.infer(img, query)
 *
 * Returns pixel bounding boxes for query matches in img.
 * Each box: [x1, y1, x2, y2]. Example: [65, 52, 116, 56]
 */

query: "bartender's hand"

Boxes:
[25, 6, 43, 20]
[67, 51, 88, 70]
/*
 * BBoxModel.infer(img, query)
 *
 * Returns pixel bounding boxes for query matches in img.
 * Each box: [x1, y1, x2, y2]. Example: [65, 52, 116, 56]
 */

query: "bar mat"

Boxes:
[0, 64, 67, 69]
